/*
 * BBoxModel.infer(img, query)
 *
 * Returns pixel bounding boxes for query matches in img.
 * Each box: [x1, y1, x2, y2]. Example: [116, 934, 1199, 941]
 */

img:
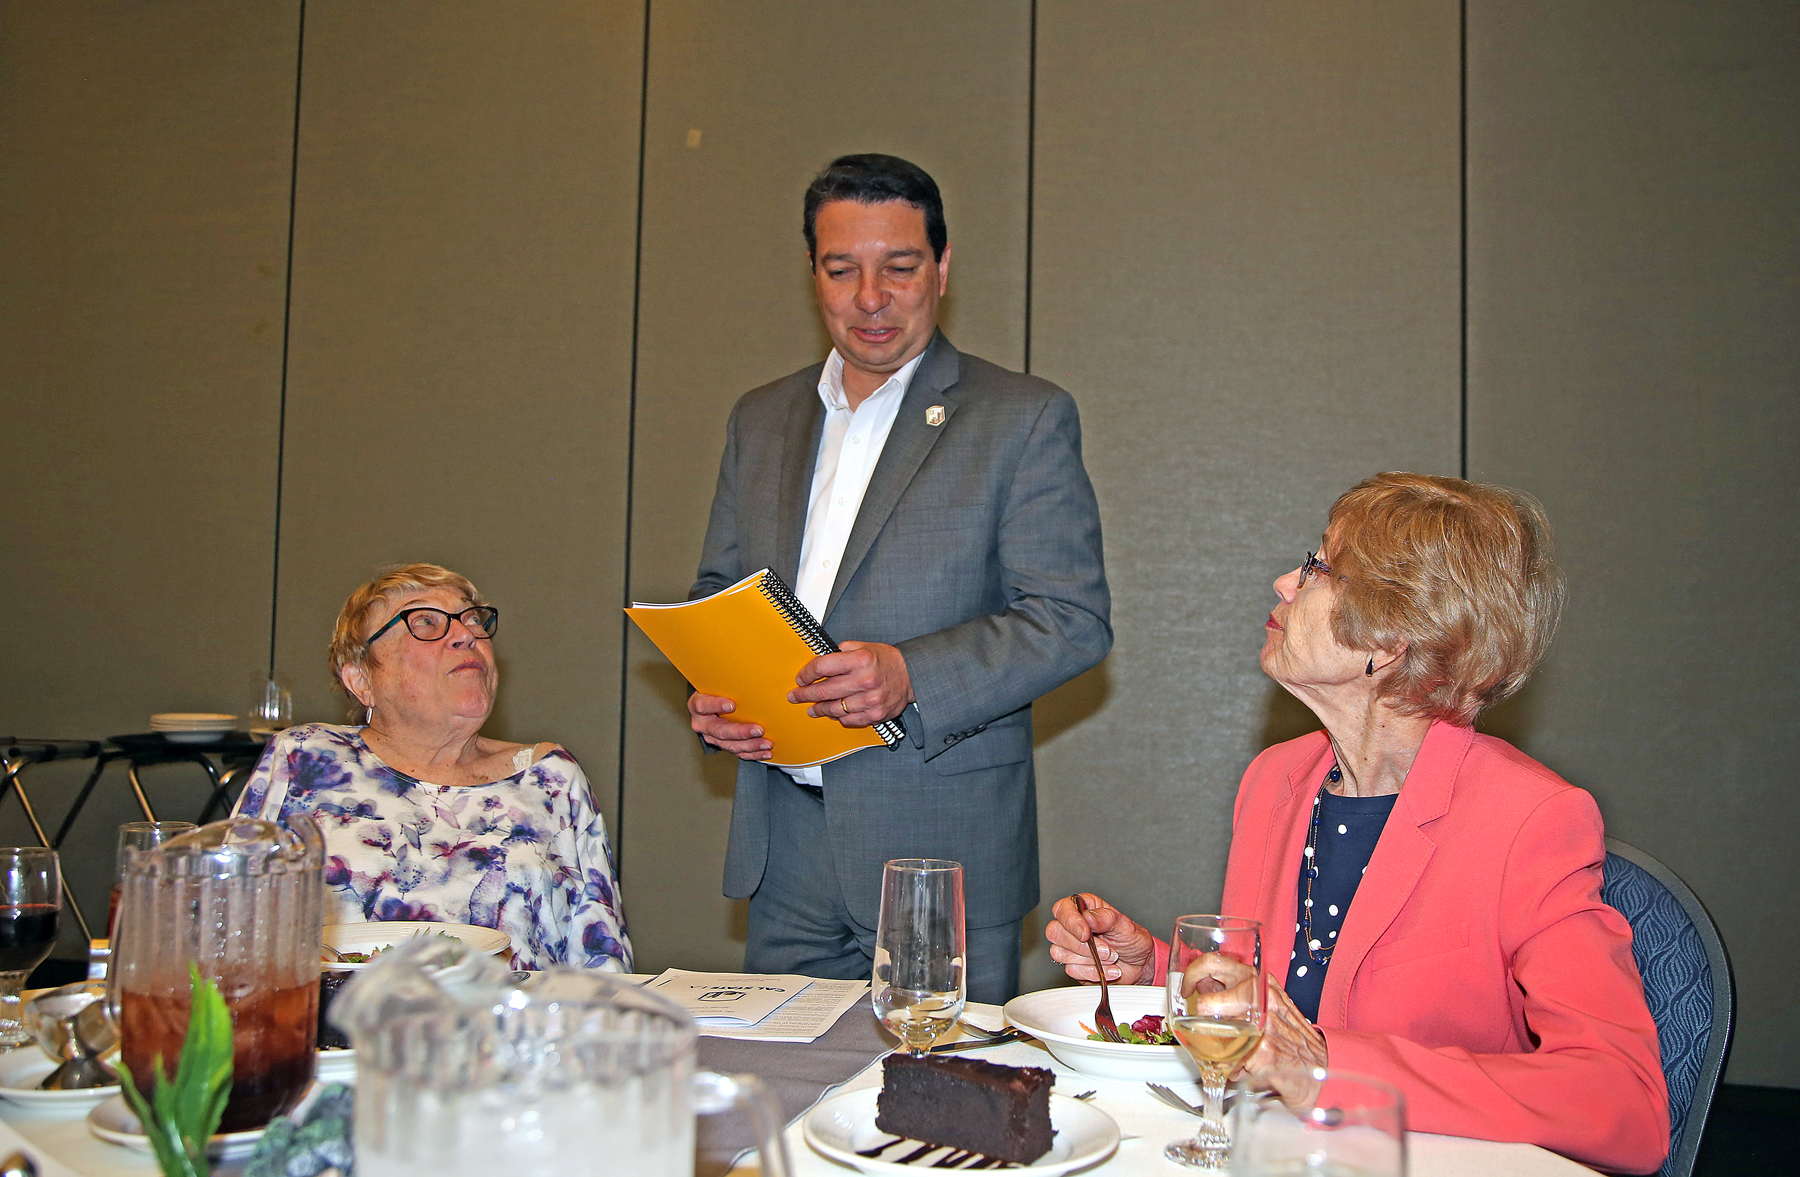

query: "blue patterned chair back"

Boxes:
[1601, 838, 1734, 1177]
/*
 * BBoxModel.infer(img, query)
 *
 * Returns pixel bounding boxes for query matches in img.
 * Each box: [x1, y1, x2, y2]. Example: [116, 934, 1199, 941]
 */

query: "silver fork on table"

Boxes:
[1147, 1083, 1205, 1117]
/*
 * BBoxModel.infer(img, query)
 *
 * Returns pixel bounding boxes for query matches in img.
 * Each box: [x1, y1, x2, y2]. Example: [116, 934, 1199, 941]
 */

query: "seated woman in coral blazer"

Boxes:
[1047, 473, 1669, 1175]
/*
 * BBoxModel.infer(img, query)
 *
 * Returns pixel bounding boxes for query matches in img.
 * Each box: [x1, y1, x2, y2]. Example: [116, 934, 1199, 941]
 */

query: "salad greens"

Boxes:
[1085, 1013, 1177, 1046]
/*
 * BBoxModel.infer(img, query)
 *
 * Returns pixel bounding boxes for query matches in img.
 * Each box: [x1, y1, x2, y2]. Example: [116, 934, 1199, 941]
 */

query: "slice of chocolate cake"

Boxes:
[875, 1052, 1055, 1165]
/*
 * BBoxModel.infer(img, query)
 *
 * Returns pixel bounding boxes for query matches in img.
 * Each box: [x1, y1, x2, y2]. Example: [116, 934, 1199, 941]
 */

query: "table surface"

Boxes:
[727, 1003, 1597, 1177]
[0, 997, 1596, 1177]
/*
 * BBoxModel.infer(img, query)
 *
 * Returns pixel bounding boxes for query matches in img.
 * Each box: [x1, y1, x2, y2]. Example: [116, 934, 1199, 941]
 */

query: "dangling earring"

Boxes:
[1365, 657, 1375, 677]
[363, 704, 373, 725]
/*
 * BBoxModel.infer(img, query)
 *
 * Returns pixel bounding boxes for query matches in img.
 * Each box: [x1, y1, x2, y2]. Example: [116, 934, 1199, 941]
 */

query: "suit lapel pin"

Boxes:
[925, 405, 947, 427]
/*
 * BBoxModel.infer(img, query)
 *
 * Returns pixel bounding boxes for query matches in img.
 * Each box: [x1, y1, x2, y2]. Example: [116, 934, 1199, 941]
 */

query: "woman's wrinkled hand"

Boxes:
[1239, 977, 1329, 1108]
[1045, 893, 1157, 985]
[1176, 950, 1254, 1005]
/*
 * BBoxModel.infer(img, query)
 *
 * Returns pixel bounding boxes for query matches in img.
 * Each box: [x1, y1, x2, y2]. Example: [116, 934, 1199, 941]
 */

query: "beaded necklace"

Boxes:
[1299, 762, 1343, 966]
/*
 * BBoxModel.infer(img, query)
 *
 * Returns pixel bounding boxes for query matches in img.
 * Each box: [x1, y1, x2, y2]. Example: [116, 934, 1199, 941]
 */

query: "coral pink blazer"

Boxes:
[1215, 721, 1669, 1174]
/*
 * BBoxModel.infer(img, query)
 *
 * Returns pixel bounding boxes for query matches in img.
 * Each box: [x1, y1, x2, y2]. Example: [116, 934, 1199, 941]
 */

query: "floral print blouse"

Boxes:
[234, 723, 631, 972]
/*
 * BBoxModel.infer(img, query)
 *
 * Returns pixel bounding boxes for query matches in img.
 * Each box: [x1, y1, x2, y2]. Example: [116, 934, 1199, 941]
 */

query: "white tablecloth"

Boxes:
[730, 1002, 1597, 1177]
[0, 998, 1596, 1177]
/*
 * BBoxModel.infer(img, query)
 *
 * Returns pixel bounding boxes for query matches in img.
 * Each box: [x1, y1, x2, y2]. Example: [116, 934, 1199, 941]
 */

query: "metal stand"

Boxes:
[0, 740, 106, 941]
[0, 733, 269, 946]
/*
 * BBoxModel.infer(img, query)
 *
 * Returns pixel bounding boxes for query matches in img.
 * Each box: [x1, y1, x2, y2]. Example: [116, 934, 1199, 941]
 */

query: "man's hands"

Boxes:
[688, 693, 772, 761]
[789, 641, 913, 726]
[691, 640, 913, 761]
[1045, 893, 1158, 985]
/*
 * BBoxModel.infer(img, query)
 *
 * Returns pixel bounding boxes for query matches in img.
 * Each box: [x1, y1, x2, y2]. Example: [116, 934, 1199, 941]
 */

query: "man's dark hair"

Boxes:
[803, 154, 947, 262]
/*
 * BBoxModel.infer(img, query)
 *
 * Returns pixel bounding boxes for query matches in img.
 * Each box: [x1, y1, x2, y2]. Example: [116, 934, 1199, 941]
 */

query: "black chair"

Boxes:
[1602, 837, 1734, 1177]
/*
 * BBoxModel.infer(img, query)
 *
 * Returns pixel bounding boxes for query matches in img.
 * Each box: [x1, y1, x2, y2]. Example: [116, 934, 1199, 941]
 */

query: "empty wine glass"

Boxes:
[0, 848, 62, 1049]
[249, 674, 294, 737]
[1166, 914, 1265, 1169]
[109, 822, 195, 942]
[1231, 1067, 1407, 1177]
[872, 858, 966, 1055]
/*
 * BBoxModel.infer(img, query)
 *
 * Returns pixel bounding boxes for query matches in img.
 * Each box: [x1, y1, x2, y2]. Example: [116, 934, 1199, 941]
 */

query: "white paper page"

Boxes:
[697, 977, 870, 1043]
[648, 969, 813, 1026]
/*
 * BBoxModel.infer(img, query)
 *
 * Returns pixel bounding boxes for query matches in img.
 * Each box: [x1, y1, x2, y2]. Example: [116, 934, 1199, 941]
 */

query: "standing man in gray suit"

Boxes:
[688, 154, 1110, 1004]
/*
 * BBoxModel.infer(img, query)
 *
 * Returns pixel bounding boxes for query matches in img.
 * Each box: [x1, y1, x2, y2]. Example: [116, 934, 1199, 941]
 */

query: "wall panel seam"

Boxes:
[1458, 0, 1469, 481]
[616, 0, 653, 881]
[269, 0, 309, 674]
[1024, 0, 1037, 374]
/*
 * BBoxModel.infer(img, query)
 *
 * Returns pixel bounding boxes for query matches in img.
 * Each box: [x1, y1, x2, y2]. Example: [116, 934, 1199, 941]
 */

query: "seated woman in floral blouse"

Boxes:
[234, 563, 631, 972]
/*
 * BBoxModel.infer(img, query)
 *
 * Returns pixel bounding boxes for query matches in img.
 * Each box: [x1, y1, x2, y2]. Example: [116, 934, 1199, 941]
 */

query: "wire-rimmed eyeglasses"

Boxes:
[1297, 551, 1336, 588]
[365, 605, 500, 649]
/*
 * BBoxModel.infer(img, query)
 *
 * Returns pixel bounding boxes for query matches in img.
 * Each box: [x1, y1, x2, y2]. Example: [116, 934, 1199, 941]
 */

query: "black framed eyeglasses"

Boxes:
[365, 605, 500, 649]
[1297, 551, 1336, 588]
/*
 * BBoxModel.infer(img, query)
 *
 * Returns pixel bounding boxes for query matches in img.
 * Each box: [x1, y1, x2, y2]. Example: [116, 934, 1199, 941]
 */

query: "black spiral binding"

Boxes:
[757, 572, 904, 748]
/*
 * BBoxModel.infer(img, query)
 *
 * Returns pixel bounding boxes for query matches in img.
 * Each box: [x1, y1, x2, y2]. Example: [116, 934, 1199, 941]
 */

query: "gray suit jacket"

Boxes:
[691, 332, 1111, 929]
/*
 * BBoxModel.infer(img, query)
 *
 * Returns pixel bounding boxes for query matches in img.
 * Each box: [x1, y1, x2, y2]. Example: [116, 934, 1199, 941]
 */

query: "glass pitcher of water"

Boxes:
[111, 815, 324, 1132]
[333, 939, 792, 1177]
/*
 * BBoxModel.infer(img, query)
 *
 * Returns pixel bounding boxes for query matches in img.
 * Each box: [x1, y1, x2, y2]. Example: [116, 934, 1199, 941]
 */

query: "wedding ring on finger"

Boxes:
[839, 697, 852, 717]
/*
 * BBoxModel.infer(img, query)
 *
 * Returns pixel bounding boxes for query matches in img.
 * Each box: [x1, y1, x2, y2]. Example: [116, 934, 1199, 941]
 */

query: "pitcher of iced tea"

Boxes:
[111, 816, 323, 1132]
[334, 939, 791, 1177]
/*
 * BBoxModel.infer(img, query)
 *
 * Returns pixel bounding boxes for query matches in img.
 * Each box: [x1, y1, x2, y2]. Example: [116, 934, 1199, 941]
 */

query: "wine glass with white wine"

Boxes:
[872, 859, 966, 1055]
[1166, 914, 1266, 1169]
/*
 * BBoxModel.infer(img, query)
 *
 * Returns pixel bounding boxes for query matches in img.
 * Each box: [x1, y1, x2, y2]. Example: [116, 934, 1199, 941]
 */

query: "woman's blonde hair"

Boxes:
[1325, 473, 1564, 727]
[328, 563, 487, 715]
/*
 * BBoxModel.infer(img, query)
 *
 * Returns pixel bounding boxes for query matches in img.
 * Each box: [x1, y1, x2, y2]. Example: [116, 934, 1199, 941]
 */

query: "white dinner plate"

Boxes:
[150, 714, 237, 741]
[323, 920, 511, 962]
[315, 1046, 356, 1082]
[804, 1088, 1119, 1175]
[0, 1049, 118, 1108]
[88, 1093, 265, 1159]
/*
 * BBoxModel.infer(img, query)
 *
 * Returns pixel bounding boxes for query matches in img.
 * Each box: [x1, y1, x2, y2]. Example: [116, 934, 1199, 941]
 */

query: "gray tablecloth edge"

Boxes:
[695, 1004, 896, 1175]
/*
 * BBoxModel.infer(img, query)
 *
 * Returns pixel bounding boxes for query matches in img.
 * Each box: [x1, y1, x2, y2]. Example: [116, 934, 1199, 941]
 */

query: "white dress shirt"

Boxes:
[781, 348, 923, 787]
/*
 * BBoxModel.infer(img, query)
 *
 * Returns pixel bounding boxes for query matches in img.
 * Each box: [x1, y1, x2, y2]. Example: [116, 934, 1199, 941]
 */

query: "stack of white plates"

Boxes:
[149, 713, 237, 743]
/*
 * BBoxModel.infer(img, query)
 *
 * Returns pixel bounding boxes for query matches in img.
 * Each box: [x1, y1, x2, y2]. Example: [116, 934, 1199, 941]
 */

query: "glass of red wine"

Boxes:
[0, 847, 62, 1049]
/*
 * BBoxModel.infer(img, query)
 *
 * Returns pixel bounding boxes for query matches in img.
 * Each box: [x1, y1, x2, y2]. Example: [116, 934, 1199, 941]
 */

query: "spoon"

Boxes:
[1072, 894, 1124, 1043]
[40, 1005, 117, 1091]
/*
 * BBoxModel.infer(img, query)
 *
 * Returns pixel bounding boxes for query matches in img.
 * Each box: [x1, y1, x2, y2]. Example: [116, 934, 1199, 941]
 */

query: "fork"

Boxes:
[1147, 1083, 1204, 1117]
[957, 1022, 1013, 1040]
[1072, 894, 1124, 1043]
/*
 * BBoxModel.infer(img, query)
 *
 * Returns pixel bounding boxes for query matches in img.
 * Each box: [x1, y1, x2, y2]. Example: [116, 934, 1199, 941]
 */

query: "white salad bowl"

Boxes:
[1003, 985, 1201, 1083]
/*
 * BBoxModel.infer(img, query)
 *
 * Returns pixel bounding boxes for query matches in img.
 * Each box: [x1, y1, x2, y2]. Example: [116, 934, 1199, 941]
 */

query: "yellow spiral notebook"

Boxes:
[625, 569, 904, 769]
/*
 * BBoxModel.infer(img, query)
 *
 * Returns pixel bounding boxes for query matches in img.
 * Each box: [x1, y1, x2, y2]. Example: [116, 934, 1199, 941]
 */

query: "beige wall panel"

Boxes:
[1467, 0, 1798, 1086]
[1026, 1, 1460, 992]
[622, 0, 1031, 973]
[275, 2, 643, 833]
[0, 1, 300, 944]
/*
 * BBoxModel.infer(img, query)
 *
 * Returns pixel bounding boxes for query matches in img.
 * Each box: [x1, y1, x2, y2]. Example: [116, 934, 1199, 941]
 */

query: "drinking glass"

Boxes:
[1231, 1067, 1407, 1177]
[1166, 914, 1265, 1169]
[0, 848, 62, 1049]
[872, 858, 966, 1055]
[108, 822, 196, 942]
[249, 674, 293, 737]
